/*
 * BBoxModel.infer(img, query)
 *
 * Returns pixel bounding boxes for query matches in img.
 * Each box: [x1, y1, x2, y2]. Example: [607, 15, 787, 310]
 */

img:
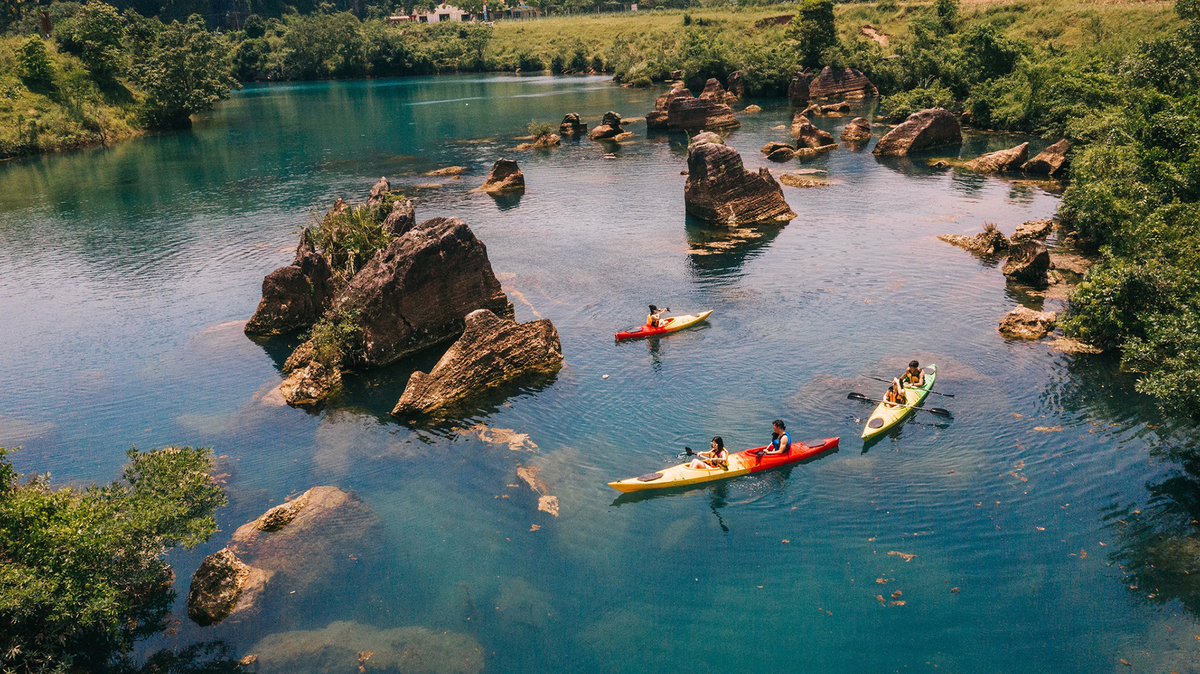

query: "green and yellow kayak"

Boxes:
[861, 364, 937, 440]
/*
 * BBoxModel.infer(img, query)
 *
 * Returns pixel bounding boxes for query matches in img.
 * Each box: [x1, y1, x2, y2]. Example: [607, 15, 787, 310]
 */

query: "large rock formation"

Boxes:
[938, 223, 1010, 258]
[873, 108, 962, 156]
[558, 113, 587, 136]
[963, 142, 1029, 172]
[1003, 241, 1051, 287]
[999, 306, 1057, 340]
[1023, 139, 1070, 177]
[789, 67, 877, 105]
[646, 85, 739, 131]
[699, 77, 737, 105]
[684, 141, 796, 225]
[588, 111, 626, 140]
[330, 218, 513, 367]
[382, 199, 417, 236]
[479, 159, 525, 193]
[249, 621, 484, 674]
[186, 487, 382, 626]
[840, 117, 872, 143]
[245, 229, 333, 336]
[392, 309, 563, 416]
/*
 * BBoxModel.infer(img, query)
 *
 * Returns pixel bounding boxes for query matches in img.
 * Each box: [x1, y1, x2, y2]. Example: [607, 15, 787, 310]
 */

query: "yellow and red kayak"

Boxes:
[608, 437, 839, 492]
[615, 310, 712, 340]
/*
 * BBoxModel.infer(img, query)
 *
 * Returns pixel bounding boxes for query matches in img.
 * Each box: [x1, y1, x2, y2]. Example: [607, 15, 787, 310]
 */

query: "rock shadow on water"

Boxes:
[392, 367, 561, 432]
[685, 216, 787, 282]
[486, 190, 523, 211]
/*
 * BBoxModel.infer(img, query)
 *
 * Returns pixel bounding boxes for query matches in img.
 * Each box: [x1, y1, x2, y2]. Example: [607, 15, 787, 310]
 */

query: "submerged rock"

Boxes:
[794, 144, 837, 160]
[938, 223, 1010, 258]
[245, 229, 333, 337]
[840, 117, 873, 143]
[743, 104, 762, 114]
[767, 146, 796, 161]
[999, 306, 1057, 340]
[820, 101, 851, 114]
[1023, 139, 1070, 177]
[760, 141, 793, 155]
[330, 217, 513, 367]
[588, 111, 626, 140]
[186, 487, 381, 626]
[873, 108, 962, 156]
[1013, 219, 1054, 242]
[479, 159, 525, 193]
[779, 173, 831, 188]
[1003, 241, 1051, 288]
[392, 309, 563, 416]
[684, 142, 796, 225]
[963, 142, 1029, 172]
[249, 621, 484, 674]
[558, 113, 588, 136]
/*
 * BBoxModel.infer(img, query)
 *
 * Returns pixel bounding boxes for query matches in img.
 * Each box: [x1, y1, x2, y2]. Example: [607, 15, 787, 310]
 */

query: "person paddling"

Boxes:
[688, 436, 729, 470]
[901, 360, 925, 388]
[885, 378, 906, 408]
[646, 305, 668, 328]
[758, 419, 790, 456]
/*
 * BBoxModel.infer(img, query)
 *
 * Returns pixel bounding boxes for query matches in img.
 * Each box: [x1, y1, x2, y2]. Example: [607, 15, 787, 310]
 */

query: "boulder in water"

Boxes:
[690, 131, 724, 146]
[684, 142, 796, 225]
[648, 85, 739, 131]
[186, 548, 271, 627]
[558, 113, 587, 136]
[767, 146, 796, 161]
[840, 117, 872, 143]
[760, 141, 793, 155]
[392, 309, 563, 416]
[793, 121, 835, 149]
[938, 223, 1010, 258]
[963, 142, 1029, 172]
[329, 217, 513, 367]
[1023, 139, 1070, 177]
[279, 360, 342, 407]
[999, 306, 1057, 340]
[1003, 241, 1051, 288]
[873, 108, 962, 156]
[699, 77, 737, 105]
[245, 229, 334, 337]
[1013, 219, 1054, 242]
[808, 66, 878, 100]
[479, 159, 525, 193]
[588, 111, 626, 140]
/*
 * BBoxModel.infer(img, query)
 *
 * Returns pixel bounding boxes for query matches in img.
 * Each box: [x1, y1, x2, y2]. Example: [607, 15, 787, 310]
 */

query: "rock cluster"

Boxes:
[873, 108, 962, 156]
[789, 67, 877, 105]
[479, 158, 525, 193]
[999, 306, 1057, 340]
[963, 142, 1029, 172]
[393, 309, 563, 416]
[700, 77, 738, 105]
[330, 217, 513, 367]
[840, 117, 873, 143]
[245, 229, 333, 337]
[187, 487, 382, 626]
[1002, 241, 1051, 288]
[646, 85, 740, 131]
[1023, 138, 1069, 177]
[558, 113, 587, 136]
[685, 140, 796, 225]
[588, 111, 626, 140]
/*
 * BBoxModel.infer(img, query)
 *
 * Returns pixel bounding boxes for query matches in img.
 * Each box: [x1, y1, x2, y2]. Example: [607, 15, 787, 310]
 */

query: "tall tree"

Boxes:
[137, 14, 237, 127]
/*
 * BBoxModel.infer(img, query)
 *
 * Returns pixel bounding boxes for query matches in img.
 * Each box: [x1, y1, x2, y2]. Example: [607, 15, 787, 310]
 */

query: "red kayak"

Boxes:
[608, 436, 840, 492]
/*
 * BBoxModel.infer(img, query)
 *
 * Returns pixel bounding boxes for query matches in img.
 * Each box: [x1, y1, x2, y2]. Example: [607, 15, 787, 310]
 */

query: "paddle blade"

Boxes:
[928, 407, 953, 417]
[848, 392, 870, 401]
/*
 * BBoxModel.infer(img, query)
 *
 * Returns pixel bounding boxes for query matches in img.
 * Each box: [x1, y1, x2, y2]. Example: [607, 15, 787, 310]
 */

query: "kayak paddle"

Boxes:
[865, 375, 955, 397]
[847, 392, 953, 417]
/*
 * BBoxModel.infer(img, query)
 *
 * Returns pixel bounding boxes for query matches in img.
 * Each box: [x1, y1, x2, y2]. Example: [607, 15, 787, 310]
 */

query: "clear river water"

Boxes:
[2, 74, 1199, 673]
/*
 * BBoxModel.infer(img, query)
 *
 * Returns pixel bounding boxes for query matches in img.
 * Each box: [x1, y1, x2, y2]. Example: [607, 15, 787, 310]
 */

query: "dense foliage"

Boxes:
[0, 446, 228, 672]
[1058, 0, 1200, 416]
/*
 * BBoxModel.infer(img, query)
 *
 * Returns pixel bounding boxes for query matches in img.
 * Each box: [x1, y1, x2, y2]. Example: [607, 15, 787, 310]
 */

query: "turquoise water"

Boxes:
[2, 74, 1199, 672]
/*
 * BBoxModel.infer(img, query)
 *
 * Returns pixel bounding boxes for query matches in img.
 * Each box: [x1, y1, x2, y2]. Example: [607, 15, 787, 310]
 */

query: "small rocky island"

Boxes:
[646, 80, 741, 131]
[246, 177, 562, 411]
[873, 107, 962, 156]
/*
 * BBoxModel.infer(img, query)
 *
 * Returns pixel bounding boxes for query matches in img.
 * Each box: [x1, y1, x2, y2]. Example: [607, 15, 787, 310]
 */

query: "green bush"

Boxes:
[18, 36, 57, 91]
[549, 52, 564, 73]
[309, 193, 403, 281]
[0, 445, 226, 672]
[881, 84, 958, 120]
[527, 119, 555, 140]
[54, 0, 126, 83]
[307, 310, 362, 368]
[137, 15, 236, 128]
[518, 51, 544, 71]
[785, 0, 836, 69]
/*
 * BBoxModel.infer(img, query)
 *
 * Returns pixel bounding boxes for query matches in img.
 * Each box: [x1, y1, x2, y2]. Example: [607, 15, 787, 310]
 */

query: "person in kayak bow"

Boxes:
[646, 305, 668, 328]
[885, 379, 906, 408]
[688, 436, 729, 470]
[901, 360, 925, 387]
